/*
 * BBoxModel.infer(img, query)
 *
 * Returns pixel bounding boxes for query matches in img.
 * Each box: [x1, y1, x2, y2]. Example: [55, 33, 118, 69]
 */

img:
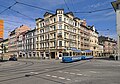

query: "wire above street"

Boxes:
[16, 1, 55, 13]
[0, 2, 17, 14]
[73, 8, 113, 13]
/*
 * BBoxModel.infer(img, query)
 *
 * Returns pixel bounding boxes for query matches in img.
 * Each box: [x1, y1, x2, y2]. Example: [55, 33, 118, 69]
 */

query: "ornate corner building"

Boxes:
[36, 9, 99, 59]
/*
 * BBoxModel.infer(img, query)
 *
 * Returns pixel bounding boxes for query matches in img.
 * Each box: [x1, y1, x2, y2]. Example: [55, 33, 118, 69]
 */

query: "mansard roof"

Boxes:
[65, 12, 74, 17]
[44, 12, 53, 17]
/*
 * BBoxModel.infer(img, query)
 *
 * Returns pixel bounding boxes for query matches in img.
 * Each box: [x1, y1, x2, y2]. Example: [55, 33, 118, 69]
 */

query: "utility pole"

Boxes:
[111, 0, 120, 60]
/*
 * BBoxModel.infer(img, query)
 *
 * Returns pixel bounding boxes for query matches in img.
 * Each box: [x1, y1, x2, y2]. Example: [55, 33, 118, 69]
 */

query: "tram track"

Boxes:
[0, 60, 60, 73]
[0, 61, 34, 72]
[0, 60, 90, 84]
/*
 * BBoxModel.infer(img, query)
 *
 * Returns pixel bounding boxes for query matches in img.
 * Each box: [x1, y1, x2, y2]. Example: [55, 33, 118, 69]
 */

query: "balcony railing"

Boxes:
[57, 33, 62, 38]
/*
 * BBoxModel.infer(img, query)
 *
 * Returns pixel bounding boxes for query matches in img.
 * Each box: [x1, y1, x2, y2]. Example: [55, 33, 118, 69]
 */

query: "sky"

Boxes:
[0, 0, 117, 39]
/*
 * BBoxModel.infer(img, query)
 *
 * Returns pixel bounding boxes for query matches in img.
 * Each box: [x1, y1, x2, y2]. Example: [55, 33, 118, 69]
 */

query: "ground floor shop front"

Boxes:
[17, 49, 96, 59]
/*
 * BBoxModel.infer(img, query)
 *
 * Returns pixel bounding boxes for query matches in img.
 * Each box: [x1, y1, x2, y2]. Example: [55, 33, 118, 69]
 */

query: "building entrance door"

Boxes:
[51, 52, 55, 59]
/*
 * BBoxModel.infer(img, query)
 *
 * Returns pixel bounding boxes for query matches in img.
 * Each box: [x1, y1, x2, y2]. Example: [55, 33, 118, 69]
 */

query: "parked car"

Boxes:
[9, 55, 17, 61]
[109, 55, 115, 60]
[0, 56, 3, 62]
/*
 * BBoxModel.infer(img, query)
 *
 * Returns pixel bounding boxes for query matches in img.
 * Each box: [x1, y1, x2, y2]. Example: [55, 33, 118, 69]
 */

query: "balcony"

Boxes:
[57, 46, 64, 49]
[57, 33, 62, 38]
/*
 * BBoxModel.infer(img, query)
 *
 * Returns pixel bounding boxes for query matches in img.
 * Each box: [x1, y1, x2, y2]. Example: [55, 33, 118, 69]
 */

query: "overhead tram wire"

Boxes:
[10, 9, 34, 20]
[3, 19, 35, 25]
[88, 7, 113, 13]
[0, 2, 17, 14]
[64, 0, 71, 12]
[74, 7, 113, 13]
[71, 0, 76, 12]
[0, 5, 34, 20]
[16, 1, 55, 13]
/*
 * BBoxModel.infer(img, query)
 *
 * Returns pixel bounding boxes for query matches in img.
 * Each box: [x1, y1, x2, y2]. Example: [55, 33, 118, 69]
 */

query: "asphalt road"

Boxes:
[0, 59, 120, 84]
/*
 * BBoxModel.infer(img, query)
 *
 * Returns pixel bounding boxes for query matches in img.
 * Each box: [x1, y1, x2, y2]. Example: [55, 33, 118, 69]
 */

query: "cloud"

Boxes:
[86, 0, 113, 9]
[104, 11, 115, 16]
[90, 3, 101, 8]
[0, 0, 116, 39]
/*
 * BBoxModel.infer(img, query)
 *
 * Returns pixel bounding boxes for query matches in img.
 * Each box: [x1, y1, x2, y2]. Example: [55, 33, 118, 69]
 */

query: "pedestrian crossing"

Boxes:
[43, 69, 101, 83]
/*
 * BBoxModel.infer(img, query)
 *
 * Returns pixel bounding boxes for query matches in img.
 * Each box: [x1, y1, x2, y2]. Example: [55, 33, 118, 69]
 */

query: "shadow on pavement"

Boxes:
[94, 57, 116, 61]
[0, 60, 8, 62]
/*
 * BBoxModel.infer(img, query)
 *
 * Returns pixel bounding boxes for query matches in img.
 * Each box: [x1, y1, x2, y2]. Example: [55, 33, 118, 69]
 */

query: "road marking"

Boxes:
[77, 74, 83, 76]
[52, 75, 57, 78]
[46, 74, 51, 77]
[30, 72, 34, 74]
[70, 73, 75, 75]
[74, 69, 80, 71]
[90, 71, 98, 73]
[59, 77, 65, 80]
[64, 72, 69, 74]
[58, 71, 62, 73]
[30, 72, 39, 75]
[45, 69, 49, 71]
[66, 78, 71, 81]
[34, 72, 39, 75]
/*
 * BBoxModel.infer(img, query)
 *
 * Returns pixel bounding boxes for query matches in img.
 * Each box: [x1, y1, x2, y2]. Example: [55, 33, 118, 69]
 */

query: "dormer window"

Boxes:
[56, 9, 64, 15]
[59, 16, 62, 22]
[43, 23, 44, 26]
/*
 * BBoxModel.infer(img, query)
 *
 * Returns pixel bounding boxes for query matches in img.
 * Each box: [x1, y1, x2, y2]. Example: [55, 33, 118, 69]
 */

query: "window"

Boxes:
[47, 34, 49, 39]
[40, 24, 42, 27]
[64, 33, 66, 38]
[75, 22, 77, 26]
[54, 41, 56, 47]
[54, 33, 56, 38]
[54, 18, 56, 22]
[36, 23, 39, 27]
[54, 25, 56, 30]
[64, 25, 66, 30]
[64, 18, 66, 22]
[59, 25, 62, 29]
[64, 41, 66, 46]
[58, 31, 62, 38]
[59, 16, 62, 22]
[59, 41, 62, 47]
[108, 43, 110, 46]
